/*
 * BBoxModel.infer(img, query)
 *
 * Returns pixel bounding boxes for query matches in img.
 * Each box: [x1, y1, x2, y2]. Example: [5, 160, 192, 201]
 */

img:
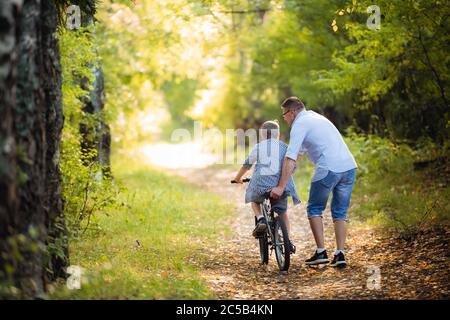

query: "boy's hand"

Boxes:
[270, 186, 284, 199]
[231, 178, 243, 184]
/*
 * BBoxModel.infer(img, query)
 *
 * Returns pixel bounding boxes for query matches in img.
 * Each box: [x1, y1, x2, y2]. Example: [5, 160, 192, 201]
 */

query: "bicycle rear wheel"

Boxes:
[258, 233, 269, 264]
[274, 217, 290, 271]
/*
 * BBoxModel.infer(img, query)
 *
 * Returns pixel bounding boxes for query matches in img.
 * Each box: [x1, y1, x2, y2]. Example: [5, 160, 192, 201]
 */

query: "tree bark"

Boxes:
[41, 0, 68, 282]
[0, 0, 68, 298]
[80, 13, 111, 175]
[0, 0, 21, 296]
[11, 0, 47, 298]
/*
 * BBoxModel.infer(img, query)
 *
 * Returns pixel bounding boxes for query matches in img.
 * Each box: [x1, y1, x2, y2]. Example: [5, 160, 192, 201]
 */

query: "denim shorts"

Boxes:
[307, 169, 356, 221]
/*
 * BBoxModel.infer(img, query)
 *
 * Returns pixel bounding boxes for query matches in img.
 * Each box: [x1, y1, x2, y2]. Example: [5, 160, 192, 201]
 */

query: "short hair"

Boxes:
[281, 96, 305, 110]
[260, 120, 280, 140]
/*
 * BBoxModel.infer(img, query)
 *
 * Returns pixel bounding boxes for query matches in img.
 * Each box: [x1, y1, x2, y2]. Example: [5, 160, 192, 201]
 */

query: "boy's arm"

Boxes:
[233, 166, 250, 183]
[232, 144, 257, 183]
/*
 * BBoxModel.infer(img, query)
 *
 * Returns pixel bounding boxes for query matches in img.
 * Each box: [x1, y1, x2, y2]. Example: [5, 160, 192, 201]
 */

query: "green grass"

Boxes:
[50, 156, 232, 299]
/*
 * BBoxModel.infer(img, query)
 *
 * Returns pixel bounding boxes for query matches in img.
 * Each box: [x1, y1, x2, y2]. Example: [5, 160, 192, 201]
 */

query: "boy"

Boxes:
[232, 120, 300, 253]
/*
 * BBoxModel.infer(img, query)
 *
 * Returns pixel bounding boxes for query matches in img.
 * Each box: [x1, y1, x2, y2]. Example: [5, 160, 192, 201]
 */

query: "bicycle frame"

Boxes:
[260, 196, 278, 253]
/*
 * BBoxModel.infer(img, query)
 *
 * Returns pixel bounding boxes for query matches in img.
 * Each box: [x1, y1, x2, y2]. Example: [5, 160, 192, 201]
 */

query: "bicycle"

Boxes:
[231, 178, 291, 271]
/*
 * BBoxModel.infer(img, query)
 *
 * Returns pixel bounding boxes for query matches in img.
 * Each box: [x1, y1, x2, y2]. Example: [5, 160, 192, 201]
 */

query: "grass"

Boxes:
[50, 155, 232, 299]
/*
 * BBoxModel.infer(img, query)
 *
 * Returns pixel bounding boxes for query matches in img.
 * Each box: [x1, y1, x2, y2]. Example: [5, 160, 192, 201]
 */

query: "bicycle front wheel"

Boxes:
[274, 217, 290, 271]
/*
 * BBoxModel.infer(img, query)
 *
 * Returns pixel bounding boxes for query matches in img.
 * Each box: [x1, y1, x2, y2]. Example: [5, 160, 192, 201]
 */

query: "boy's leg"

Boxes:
[278, 213, 290, 238]
[251, 202, 266, 237]
[271, 196, 289, 235]
[251, 202, 262, 217]
[271, 196, 296, 253]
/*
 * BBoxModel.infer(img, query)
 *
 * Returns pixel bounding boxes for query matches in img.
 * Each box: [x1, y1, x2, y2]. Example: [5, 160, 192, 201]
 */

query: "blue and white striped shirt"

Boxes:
[243, 139, 300, 205]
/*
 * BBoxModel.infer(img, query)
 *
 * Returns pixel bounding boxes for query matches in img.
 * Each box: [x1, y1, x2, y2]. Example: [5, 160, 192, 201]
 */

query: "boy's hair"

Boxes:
[260, 120, 280, 140]
[281, 96, 305, 110]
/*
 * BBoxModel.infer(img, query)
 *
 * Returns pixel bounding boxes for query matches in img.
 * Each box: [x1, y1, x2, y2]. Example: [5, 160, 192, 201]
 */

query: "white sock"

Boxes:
[335, 249, 344, 255]
[316, 248, 326, 254]
[256, 214, 263, 220]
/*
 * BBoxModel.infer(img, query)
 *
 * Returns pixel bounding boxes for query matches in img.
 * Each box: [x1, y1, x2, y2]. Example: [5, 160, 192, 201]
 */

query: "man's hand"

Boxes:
[231, 178, 243, 184]
[270, 186, 285, 199]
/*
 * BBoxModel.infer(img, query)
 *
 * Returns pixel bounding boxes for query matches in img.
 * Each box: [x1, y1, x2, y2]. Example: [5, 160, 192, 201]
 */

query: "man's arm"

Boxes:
[270, 157, 297, 198]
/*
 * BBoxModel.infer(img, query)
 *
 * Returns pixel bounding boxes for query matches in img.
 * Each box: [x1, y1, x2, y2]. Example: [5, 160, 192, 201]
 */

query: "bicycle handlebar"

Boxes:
[230, 177, 251, 184]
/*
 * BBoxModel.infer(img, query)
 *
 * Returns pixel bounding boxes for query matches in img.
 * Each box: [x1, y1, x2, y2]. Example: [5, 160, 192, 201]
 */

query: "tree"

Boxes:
[0, 0, 96, 299]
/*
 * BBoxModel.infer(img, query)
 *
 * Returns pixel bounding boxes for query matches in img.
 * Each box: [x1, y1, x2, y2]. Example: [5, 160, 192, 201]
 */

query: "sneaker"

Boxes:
[330, 252, 347, 268]
[305, 249, 330, 265]
[252, 217, 267, 237]
[289, 240, 296, 254]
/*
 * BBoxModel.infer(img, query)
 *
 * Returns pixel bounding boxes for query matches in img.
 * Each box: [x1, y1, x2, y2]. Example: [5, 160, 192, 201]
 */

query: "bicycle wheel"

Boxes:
[274, 217, 290, 271]
[258, 233, 269, 264]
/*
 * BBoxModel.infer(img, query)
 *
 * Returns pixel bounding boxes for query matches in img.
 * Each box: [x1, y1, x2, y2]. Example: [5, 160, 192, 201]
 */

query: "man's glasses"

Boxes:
[282, 109, 290, 116]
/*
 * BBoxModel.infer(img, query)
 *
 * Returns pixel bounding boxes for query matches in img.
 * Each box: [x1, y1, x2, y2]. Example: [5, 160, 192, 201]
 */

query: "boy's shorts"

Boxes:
[253, 194, 288, 215]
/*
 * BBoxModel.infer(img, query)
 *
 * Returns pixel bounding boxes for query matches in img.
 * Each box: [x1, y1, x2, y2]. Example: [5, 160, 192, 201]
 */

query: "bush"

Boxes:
[345, 129, 449, 232]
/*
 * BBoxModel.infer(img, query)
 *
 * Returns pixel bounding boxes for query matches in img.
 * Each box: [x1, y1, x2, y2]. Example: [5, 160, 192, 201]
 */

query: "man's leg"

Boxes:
[330, 169, 356, 267]
[333, 220, 346, 250]
[305, 176, 334, 265]
[309, 216, 325, 249]
[307, 176, 333, 249]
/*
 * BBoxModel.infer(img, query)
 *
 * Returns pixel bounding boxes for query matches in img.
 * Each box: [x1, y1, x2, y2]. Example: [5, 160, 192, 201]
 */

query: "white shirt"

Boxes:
[286, 110, 357, 182]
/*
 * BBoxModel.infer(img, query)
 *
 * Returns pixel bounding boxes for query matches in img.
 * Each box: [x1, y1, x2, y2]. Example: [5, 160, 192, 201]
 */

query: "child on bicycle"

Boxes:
[232, 120, 300, 253]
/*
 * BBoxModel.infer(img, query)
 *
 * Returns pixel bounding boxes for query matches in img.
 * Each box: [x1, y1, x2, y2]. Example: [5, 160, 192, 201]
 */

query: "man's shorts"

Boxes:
[253, 194, 288, 215]
[307, 169, 356, 222]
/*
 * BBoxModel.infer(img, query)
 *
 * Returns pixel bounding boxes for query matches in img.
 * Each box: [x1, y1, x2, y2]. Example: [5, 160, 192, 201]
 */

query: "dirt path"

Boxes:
[171, 166, 449, 300]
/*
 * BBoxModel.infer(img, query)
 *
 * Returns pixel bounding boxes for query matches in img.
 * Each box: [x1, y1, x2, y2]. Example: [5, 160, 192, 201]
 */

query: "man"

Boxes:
[270, 97, 357, 267]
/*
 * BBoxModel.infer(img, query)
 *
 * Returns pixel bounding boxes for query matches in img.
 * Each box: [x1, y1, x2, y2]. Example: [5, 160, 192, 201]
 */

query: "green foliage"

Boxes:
[345, 129, 449, 231]
[317, 0, 449, 142]
[60, 146, 123, 237]
[59, 27, 122, 237]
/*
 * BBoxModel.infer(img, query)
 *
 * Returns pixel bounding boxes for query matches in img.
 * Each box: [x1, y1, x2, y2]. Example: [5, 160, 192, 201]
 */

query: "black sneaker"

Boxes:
[289, 240, 296, 254]
[305, 250, 330, 265]
[252, 217, 267, 237]
[330, 252, 347, 268]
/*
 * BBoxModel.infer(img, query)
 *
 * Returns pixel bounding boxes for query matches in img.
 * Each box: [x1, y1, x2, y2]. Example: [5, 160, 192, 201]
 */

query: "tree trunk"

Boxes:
[0, 0, 21, 296]
[0, 0, 68, 298]
[41, 0, 68, 282]
[14, 0, 47, 298]
[80, 13, 111, 175]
